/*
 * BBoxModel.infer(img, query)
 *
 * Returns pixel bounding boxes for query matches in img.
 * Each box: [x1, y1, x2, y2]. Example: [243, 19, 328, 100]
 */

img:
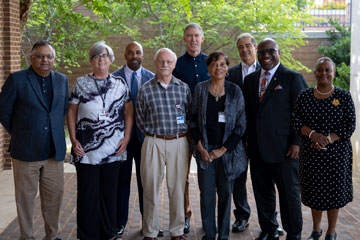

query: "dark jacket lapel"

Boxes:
[27, 68, 48, 110]
[260, 64, 283, 104]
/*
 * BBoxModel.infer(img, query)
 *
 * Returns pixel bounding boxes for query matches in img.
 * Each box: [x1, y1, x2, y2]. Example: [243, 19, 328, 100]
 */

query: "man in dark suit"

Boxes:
[112, 41, 155, 236]
[227, 33, 259, 233]
[228, 33, 284, 236]
[0, 40, 68, 240]
[243, 38, 307, 240]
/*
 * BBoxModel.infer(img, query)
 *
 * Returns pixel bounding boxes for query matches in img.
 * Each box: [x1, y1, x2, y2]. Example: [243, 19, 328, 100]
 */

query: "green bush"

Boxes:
[318, 19, 350, 90]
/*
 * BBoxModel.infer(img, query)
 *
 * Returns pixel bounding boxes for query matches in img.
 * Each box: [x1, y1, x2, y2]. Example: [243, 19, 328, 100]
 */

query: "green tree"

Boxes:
[318, 19, 350, 90]
[114, 0, 314, 71]
[22, 0, 315, 72]
[21, 0, 131, 72]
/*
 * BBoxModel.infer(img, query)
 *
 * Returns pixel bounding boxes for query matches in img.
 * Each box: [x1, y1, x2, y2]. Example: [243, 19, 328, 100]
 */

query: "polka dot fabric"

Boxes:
[292, 87, 356, 211]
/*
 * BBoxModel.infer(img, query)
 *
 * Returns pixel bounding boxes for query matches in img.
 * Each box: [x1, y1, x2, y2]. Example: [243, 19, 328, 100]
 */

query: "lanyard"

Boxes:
[92, 74, 109, 111]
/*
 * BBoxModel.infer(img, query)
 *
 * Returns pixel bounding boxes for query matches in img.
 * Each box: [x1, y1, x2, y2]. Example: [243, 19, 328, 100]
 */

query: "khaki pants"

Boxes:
[12, 158, 64, 240]
[141, 136, 189, 237]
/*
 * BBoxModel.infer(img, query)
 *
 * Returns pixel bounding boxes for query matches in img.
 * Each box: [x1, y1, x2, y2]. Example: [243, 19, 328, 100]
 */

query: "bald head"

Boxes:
[124, 41, 144, 71]
[257, 38, 280, 71]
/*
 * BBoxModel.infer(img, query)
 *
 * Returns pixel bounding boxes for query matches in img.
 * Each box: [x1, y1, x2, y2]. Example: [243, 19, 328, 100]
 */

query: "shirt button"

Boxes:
[44, 127, 48, 130]
[194, 58, 196, 60]
[195, 65, 197, 67]
[196, 74, 199, 77]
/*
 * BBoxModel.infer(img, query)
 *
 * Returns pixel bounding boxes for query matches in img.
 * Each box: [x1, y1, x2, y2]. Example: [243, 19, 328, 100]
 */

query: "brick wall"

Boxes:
[0, 0, 21, 170]
[63, 34, 329, 91]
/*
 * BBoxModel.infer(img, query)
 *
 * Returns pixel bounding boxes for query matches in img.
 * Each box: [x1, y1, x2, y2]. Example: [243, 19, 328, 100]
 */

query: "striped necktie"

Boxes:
[259, 71, 270, 101]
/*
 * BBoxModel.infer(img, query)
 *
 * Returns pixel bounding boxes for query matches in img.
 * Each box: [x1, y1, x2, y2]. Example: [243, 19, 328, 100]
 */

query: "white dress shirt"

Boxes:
[258, 62, 280, 94]
[241, 61, 258, 83]
[124, 65, 143, 90]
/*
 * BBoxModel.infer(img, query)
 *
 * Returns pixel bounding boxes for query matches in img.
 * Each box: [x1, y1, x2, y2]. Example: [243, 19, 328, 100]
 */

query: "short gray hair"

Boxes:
[154, 48, 177, 63]
[236, 33, 257, 46]
[184, 23, 204, 36]
[89, 40, 115, 62]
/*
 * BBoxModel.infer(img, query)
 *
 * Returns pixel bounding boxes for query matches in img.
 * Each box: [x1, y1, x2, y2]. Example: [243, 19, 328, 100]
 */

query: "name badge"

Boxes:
[99, 112, 110, 120]
[177, 116, 184, 124]
[218, 112, 226, 123]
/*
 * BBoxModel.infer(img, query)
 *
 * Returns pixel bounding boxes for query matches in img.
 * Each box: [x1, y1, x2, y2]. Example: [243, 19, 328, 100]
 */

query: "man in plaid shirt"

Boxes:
[136, 48, 191, 240]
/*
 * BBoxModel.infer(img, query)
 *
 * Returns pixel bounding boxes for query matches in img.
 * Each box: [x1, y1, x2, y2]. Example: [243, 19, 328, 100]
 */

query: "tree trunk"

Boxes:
[20, 0, 32, 32]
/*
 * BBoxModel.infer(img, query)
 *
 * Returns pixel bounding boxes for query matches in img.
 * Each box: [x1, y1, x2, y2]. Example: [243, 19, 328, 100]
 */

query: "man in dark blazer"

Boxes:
[0, 40, 68, 240]
[243, 38, 307, 240]
[112, 41, 155, 236]
[227, 33, 260, 233]
[228, 33, 284, 236]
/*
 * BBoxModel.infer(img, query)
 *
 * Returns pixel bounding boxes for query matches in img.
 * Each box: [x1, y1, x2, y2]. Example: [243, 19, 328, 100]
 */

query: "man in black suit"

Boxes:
[0, 40, 68, 240]
[228, 33, 284, 235]
[227, 33, 259, 232]
[243, 38, 307, 240]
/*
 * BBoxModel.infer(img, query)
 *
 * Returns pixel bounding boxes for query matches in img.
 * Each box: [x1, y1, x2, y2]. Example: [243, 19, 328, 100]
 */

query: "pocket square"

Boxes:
[275, 85, 283, 90]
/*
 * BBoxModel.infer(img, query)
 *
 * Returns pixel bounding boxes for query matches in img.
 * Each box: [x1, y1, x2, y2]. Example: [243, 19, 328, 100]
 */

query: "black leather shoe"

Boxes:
[184, 217, 190, 233]
[307, 229, 322, 240]
[232, 220, 249, 232]
[325, 233, 337, 240]
[277, 226, 284, 236]
[158, 229, 164, 237]
[117, 225, 125, 236]
[255, 231, 279, 240]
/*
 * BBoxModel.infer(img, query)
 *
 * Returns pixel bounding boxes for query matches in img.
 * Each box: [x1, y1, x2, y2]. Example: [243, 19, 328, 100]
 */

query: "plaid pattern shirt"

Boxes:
[136, 76, 192, 136]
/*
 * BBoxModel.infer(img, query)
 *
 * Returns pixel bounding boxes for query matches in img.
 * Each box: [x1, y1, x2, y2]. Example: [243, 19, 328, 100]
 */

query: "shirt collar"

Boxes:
[30, 66, 51, 79]
[184, 51, 204, 62]
[260, 62, 280, 78]
[154, 75, 180, 86]
[124, 64, 142, 75]
[241, 61, 257, 70]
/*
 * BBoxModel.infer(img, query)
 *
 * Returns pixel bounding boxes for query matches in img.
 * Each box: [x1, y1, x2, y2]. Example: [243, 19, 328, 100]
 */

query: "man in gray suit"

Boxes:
[0, 40, 69, 240]
[112, 41, 155, 236]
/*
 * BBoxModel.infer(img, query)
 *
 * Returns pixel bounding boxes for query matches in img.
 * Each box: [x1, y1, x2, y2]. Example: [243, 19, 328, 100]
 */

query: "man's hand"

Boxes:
[287, 144, 299, 159]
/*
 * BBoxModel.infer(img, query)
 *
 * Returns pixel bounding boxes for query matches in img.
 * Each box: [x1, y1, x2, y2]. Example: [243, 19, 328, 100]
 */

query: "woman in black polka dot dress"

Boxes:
[292, 57, 356, 240]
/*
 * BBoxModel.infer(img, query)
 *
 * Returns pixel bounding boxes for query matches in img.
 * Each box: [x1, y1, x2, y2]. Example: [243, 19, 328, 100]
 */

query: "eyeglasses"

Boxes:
[258, 48, 278, 56]
[34, 54, 55, 59]
[93, 54, 109, 60]
[209, 63, 228, 69]
[158, 60, 174, 65]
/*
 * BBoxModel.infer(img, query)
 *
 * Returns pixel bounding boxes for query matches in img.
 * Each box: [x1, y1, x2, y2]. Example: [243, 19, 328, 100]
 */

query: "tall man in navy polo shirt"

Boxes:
[173, 22, 210, 234]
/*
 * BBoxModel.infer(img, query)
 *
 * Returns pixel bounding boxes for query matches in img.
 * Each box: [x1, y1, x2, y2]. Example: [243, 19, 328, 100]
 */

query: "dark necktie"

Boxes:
[259, 71, 270, 101]
[131, 71, 138, 105]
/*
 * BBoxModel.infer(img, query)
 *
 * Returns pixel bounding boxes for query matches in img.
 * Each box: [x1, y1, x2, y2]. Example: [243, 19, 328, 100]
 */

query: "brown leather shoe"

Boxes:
[171, 235, 187, 240]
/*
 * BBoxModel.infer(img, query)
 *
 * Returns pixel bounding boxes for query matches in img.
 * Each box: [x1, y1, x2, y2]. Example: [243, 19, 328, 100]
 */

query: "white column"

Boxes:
[350, 0, 360, 171]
